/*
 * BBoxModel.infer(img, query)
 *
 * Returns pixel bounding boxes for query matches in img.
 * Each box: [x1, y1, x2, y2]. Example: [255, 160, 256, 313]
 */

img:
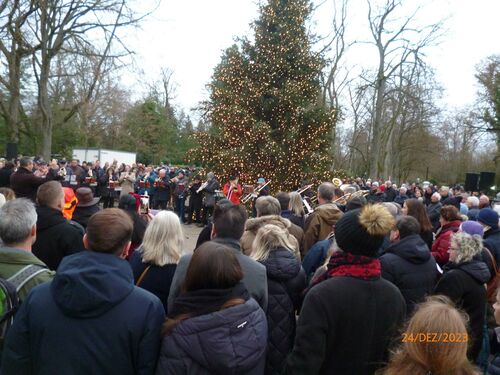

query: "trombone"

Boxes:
[196, 181, 209, 194]
[333, 190, 370, 205]
[241, 180, 271, 204]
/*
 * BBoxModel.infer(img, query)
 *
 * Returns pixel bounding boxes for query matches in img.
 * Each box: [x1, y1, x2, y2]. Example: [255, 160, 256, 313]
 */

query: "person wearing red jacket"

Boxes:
[223, 175, 243, 205]
[431, 205, 462, 266]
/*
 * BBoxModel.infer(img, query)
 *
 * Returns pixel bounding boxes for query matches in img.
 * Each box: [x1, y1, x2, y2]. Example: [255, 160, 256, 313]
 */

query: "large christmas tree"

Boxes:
[189, 0, 337, 191]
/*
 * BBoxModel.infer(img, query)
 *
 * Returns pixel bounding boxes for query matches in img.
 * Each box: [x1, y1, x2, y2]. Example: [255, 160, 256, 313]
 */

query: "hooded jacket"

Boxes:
[1, 251, 165, 375]
[32, 206, 85, 270]
[434, 260, 490, 361]
[155, 298, 267, 375]
[241, 215, 302, 256]
[260, 248, 306, 374]
[303, 203, 343, 254]
[380, 234, 438, 314]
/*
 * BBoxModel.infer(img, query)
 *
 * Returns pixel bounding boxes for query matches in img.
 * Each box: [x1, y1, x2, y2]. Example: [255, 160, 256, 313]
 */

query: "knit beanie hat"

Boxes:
[460, 220, 484, 237]
[478, 208, 499, 229]
[335, 204, 395, 257]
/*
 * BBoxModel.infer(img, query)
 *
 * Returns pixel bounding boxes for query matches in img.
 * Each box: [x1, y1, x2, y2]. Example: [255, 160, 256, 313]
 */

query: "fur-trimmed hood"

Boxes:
[244, 215, 292, 234]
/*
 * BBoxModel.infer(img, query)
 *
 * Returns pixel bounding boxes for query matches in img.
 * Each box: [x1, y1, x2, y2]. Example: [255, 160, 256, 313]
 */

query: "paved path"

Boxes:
[182, 223, 203, 252]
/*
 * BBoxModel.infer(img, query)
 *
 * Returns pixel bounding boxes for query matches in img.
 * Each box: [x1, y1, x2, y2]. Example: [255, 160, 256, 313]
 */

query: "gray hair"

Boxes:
[0, 198, 37, 245]
[467, 196, 479, 208]
[451, 232, 483, 264]
[432, 192, 441, 200]
[207, 172, 215, 180]
[255, 196, 281, 216]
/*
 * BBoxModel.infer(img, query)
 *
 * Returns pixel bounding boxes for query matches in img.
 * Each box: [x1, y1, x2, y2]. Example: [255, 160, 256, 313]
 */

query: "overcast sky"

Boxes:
[124, 0, 500, 119]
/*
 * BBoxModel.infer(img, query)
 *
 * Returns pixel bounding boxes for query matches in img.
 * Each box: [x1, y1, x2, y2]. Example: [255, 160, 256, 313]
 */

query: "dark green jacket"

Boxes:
[0, 246, 54, 301]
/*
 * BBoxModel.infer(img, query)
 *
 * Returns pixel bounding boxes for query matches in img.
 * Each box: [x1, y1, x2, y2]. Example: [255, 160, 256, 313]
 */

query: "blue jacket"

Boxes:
[156, 298, 267, 375]
[1, 251, 165, 375]
[302, 238, 333, 282]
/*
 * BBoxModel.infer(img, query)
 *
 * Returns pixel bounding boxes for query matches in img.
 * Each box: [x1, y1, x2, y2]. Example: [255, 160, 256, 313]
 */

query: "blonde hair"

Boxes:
[380, 295, 479, 375]
[251, 224, 299, 261]
[451, 232, 483, 264]
[140, 211, 183, 266]
[289, 191, 305, 217]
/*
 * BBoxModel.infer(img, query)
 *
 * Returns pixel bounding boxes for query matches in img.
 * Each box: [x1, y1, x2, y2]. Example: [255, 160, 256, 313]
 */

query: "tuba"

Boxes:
[332, 178, 343, 188]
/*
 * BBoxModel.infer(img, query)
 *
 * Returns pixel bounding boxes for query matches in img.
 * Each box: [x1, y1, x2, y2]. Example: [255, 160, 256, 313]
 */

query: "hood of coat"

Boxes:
[314, 203, 343, 226]
[51, 251, 134, 318]
[384, 234, 431, 264]
[260, 247, 300, 281]
[244, 215, 291, 234]
[448, 260, 491, 284]
[36, 206, 67, 231]
[167, 298, 267, 373]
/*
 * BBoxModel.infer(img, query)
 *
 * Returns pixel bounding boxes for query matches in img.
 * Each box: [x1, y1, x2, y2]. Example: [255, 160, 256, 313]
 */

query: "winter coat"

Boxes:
[260, 248, 306, 374]
[0, 167, 13, 187]
[303, 203, 343, 254]
[281, 210, 305, 229]
[0, 246, 54, 301]
[393, 194, 408, 206]
[468, 208, 480, 221]
[32, 206, 85, 271]
[285, 276, 406, 375]
[203, 178, 220, 207]
[383, 187, 397, 202]
[173, 177, 189, 198]
[119, 172, 136, 197]
[427, 201, 442, 230]
[489, 328, 500, 375]
[367, 191, 385, 204]
[420, 230, 433, 250]
[241, 215, 302, 256]
[154, 176, 172, 202]
[434, 260, 490, 361]
[1, 251, 165, 375]
[380, 234, 438, 314]
[9, 167, 47, 201]
[168, 238, 268, 312]
[431, 220, 461, 266]
[223, 182, 243, 205]
[302, 238, 334, 283]
[484, 228, 500, 264]
[72, 204, 100, 229]
[130, 250, 177, 315]
[155, 298, 267, 375]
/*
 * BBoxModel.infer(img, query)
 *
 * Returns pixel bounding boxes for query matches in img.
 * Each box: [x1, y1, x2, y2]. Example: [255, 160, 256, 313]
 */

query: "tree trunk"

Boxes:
[38, 56, 52, 160]
[369, 71, 385, 179]
[495, 136, 500, 189]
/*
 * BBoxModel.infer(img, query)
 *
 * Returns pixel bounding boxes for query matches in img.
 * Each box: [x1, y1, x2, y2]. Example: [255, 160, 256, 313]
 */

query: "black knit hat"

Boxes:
[335, 204, 395, 257]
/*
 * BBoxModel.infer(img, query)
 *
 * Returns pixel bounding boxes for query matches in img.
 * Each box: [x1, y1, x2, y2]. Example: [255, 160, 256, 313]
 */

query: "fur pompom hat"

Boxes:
[335, 204, 395, 257]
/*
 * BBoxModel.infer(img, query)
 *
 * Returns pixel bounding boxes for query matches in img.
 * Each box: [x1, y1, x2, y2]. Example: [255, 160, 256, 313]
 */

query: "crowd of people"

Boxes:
[2, 156, 500, 374]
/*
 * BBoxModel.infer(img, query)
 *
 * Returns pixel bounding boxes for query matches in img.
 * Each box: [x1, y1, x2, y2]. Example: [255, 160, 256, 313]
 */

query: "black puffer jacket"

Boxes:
[156, 298, 267, 375]
[380, 234, 438, 314]
[434, 260, 490, 361]
[260, 248, 306, 375]
[32, 206, 85, 270]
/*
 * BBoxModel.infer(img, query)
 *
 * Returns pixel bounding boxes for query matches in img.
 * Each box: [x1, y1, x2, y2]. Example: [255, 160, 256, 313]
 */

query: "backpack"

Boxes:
[0, 264, 46, 344]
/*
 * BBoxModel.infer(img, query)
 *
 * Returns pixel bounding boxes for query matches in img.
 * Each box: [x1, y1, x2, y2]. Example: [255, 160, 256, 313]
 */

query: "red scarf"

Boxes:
[312, 252, 381, 287]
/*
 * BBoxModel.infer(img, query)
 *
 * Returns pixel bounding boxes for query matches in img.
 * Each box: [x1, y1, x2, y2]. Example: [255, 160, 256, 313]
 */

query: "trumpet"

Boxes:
[241, 180, 271, 204]
[197, 181, 208, 194]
